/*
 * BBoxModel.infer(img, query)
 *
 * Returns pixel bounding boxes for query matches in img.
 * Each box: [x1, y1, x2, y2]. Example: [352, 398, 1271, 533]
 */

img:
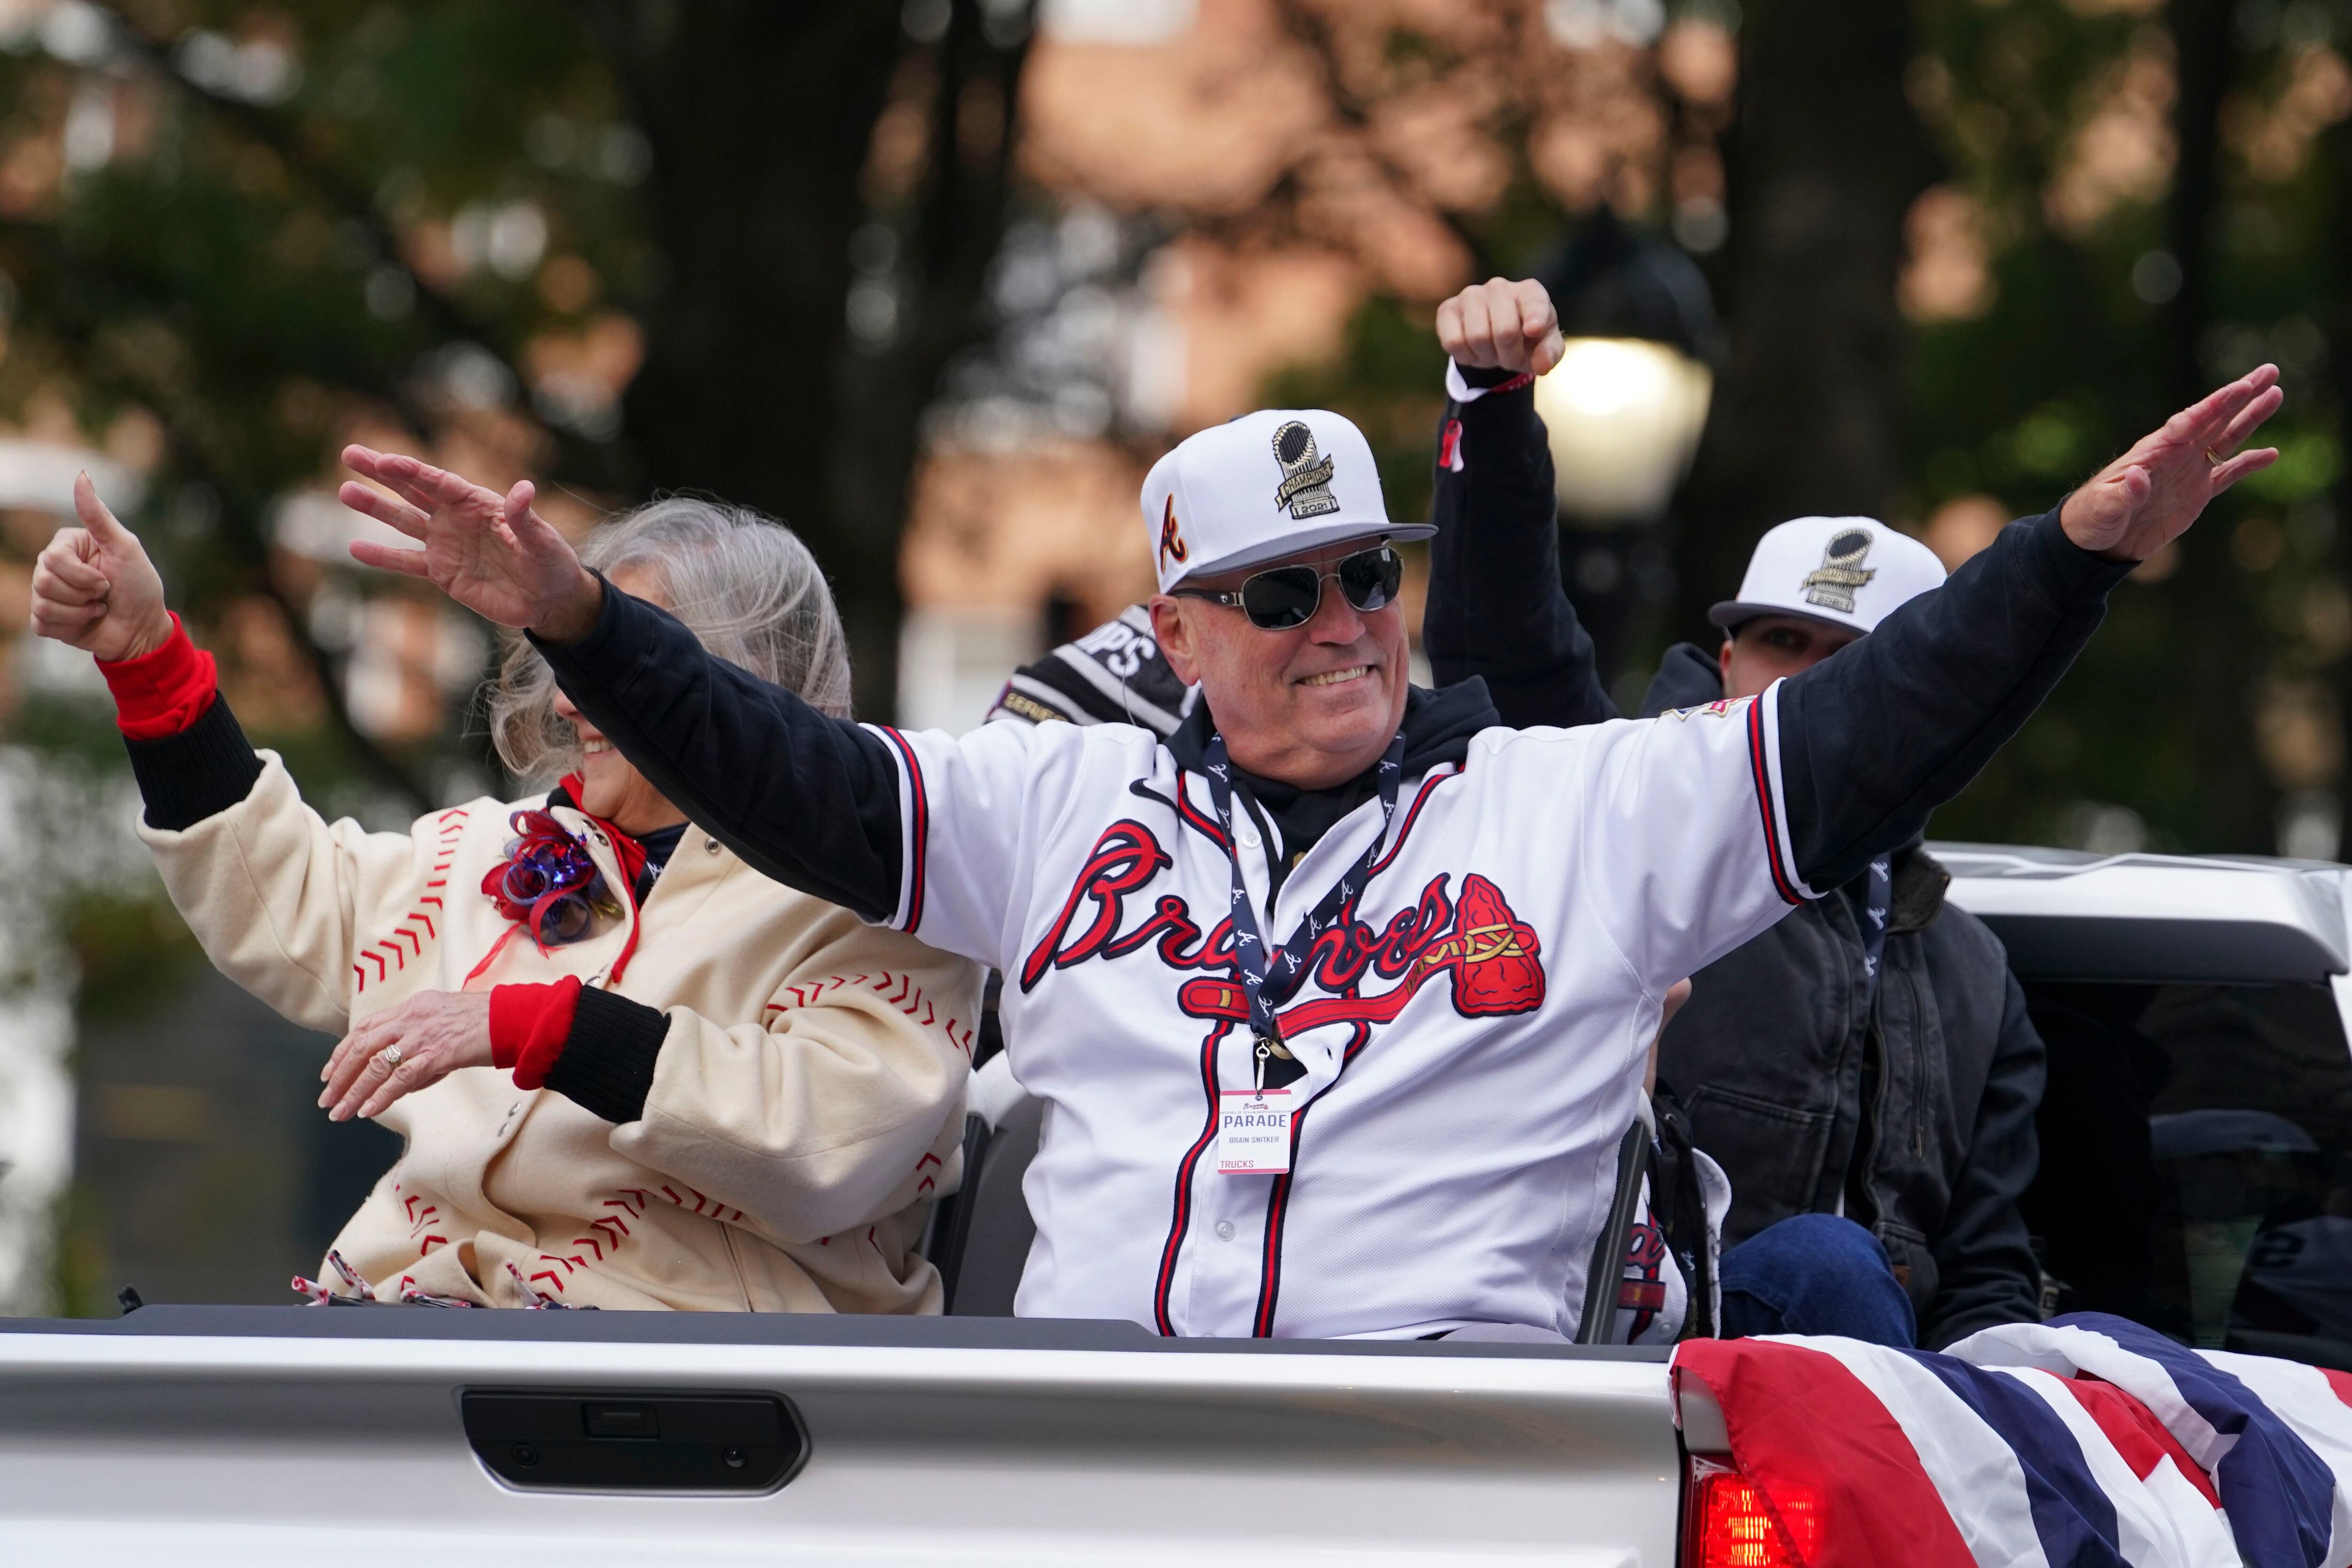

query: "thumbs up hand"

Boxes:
[30, 472, 173, 662]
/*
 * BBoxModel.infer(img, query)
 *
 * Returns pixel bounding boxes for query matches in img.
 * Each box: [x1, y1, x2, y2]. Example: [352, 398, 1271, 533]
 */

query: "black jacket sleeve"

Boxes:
[123, 693, 267, 830]
[1920, 970, 2049, 1348]
[1778, 509, 2131, 892]
[1421, 373, 1617, 728]
[543, 987, 668, 1124]
[532, 581, 906, 923]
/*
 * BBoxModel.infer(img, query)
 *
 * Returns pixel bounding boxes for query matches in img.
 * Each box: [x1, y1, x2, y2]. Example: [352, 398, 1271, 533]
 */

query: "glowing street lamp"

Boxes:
[1535, 336, 1714, 524]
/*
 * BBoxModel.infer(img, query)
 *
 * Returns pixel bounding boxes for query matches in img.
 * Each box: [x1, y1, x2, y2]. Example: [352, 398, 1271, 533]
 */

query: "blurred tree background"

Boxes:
[0, 0, 2342, 1309]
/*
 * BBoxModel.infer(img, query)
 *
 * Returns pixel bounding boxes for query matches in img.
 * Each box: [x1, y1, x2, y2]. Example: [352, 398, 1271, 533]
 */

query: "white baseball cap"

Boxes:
[1709, 516, 1948, 636]
[1142, 409, 1432, 594]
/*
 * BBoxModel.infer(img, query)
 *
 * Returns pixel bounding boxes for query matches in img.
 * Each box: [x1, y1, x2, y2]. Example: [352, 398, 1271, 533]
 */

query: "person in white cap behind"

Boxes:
[326, 354, 2280, 1343]
[1698, 516, 1949, 699]
[1634, 516, 2041, 1350]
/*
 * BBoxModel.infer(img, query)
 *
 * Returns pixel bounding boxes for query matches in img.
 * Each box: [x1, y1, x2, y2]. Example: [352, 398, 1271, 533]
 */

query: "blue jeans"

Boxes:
[1719, 1213, 1916, 1345]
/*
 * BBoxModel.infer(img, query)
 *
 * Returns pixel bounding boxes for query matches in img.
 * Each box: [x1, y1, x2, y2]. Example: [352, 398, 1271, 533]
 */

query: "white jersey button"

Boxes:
[1214, 1220, 1236, 1241]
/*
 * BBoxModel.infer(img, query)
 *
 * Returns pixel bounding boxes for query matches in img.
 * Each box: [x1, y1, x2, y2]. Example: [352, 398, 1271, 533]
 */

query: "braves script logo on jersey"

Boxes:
[1017, 820, 1544, 1028]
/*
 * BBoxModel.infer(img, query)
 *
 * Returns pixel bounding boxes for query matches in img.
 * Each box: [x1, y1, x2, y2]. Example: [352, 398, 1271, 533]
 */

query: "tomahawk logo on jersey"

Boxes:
[869, 689, 1810, 1340]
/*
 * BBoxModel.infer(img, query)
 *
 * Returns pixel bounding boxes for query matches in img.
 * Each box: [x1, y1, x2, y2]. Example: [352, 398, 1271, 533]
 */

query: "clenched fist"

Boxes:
[29, 473, 173, 662]
[1436, 277, 1566, 378]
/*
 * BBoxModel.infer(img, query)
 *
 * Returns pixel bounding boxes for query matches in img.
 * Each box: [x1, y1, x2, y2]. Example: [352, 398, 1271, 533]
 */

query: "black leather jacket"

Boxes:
[1422, 370, 2049, 1347]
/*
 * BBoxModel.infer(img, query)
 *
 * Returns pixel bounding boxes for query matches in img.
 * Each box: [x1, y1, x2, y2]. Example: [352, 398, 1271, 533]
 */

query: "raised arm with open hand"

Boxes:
[2057, 364, 2283, 560]
[29, 473, 173, 661]
[338, 446, 605, 642]
[1776, 364, 2288, 896]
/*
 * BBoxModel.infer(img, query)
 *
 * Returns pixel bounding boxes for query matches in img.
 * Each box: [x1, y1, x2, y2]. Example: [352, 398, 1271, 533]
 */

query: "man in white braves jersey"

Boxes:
[333, 361, 2282, 1340]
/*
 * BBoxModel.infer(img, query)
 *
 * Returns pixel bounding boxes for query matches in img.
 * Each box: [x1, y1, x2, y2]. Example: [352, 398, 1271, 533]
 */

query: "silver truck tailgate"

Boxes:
[0, 1308, 1679, 1566]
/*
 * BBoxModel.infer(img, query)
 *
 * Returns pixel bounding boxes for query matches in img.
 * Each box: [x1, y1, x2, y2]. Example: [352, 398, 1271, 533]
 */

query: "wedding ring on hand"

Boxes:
[2206, 446, 2225, 465]
[379, 1045, 404, 1071]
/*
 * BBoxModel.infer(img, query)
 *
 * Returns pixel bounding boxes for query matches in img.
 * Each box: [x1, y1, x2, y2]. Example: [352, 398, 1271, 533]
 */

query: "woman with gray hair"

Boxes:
[29, 475, 980, 1312]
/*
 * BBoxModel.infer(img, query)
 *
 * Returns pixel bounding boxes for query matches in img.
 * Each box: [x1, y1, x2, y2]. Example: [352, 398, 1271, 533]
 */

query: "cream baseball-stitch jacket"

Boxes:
[141, 752, 980, 1311]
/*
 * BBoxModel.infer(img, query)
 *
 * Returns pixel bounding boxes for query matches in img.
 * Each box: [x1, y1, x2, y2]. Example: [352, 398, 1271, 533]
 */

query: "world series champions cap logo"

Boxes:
[1271, 420, 1341, 520]
[1801, 528, 1877, 614]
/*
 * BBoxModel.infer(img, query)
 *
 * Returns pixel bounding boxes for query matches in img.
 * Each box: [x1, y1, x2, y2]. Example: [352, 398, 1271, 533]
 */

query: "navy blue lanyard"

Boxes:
[1202, 731, 1406, 1064]
[1860, 855, 1892, 1006]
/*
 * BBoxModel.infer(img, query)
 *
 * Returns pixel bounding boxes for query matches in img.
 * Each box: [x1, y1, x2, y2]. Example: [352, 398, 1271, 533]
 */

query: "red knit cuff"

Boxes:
[98, 614, 220, 740]
[489, 975, 583, 1090]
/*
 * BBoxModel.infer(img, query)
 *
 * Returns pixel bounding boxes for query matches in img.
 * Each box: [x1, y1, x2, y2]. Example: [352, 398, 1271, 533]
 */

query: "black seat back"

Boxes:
[942, 1096, 1044, 1316]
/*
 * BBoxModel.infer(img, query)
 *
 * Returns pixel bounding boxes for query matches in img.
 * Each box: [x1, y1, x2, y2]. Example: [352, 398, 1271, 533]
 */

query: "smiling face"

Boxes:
[552, 564, 689, 835]
[1718, 613, 1864, 700]
[1149, 536, 1410, 791]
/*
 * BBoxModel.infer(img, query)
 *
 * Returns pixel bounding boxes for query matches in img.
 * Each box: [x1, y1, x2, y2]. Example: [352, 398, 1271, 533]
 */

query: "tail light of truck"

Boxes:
[1683, 1454, 1818, 1568]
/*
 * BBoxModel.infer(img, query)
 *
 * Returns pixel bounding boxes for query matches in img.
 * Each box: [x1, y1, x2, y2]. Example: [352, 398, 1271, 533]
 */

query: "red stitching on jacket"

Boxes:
[353, 809, 470, 994]
[771, 974, 969, 1059]
[530, 1269, 564, 1292]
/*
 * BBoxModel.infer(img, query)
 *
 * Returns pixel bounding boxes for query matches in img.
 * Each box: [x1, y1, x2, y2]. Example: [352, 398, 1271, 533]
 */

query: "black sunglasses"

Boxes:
[1173, 544, 1404, 630]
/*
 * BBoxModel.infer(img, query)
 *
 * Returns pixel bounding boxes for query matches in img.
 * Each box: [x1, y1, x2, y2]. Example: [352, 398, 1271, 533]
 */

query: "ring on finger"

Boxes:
[379, 1045, 404, 1071]
[2206, 445, 2226, 466]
